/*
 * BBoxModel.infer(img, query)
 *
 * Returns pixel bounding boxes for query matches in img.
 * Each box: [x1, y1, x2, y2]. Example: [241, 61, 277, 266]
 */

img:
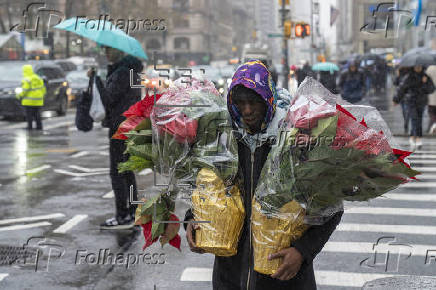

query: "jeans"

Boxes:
[25, 106, 42, 130]
[409, 102, 426, 137]
[401, 102, 410, 132]
[109, 129, 138, 219]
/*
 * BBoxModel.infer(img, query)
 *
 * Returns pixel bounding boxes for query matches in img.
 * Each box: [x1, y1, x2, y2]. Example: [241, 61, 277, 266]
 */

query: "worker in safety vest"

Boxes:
[16, 64, 46, 130]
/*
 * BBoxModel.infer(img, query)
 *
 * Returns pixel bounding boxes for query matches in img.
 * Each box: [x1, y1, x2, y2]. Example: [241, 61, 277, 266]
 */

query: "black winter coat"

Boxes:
[97, 55, 143, 135]
[397, 71, 435, 107]
[185, 137, 343, 290]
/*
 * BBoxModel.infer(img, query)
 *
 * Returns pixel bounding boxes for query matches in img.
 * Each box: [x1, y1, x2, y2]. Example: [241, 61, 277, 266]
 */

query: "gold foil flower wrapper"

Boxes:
[252, 199, 309, 275]
[192, 168, 245, 256]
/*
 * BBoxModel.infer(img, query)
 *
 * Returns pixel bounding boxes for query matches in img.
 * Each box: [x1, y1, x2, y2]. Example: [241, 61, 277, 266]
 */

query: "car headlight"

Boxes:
[218, 79, 224, 86]
[15, 87, 23, 94]
[62, 81, 68, 87]
[66, 88, 72, 95]
[144, 79, 150, 84]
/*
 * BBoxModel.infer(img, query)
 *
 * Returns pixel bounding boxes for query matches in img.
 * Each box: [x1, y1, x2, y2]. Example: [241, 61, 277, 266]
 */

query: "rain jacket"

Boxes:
[17, 65, 46, 107]
[338, 68, 366, 103]
[185, 60, 343, 290]
[397, 70, 435, 107]
[96, 55, 143, 135]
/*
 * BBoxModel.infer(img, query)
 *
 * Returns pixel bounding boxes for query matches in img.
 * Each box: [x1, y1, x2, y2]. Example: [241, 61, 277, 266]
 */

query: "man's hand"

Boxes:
[186, 219, 205, 254]
[423, 76, 428, 83]
[269, 247, 304, 280]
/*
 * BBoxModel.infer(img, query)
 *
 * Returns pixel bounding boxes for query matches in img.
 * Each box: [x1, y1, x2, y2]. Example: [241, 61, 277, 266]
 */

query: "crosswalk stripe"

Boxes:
[0, 273, 8, 282]
[315, 271, 396, 287]
[410, 160, 436, 164]
[179, 268, 415, 288]
[102, 191, 114, 199]
[410, 155, 436, 159]
[322, 241, 434, 255]
[43, 121, 73, 130]
[337, 223, 436, 235]
[413, 167, 436, 172]
[401, 181, 436, 188]
[0, 221, 51, 232]
[180, 267, 212, 281]
[53, 214, 88, 234]
[346, 206, 436, 217]
[381, 193, 436, 202]
[0, 213, 65, 226]
[139, 168, 153, 176]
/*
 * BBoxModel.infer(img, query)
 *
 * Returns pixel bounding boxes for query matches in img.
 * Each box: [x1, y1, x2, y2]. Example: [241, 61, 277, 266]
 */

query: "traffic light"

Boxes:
[295, 23, 304, 38]
[284, 20, 292, 39]
[295, 22, 310, 38]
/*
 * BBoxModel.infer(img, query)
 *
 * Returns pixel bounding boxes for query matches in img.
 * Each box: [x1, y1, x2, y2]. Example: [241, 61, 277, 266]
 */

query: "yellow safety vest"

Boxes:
[17, 65, 46, 107]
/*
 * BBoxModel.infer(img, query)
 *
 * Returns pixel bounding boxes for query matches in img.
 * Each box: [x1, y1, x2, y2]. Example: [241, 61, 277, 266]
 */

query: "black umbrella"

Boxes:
[399, 52, 436, 67]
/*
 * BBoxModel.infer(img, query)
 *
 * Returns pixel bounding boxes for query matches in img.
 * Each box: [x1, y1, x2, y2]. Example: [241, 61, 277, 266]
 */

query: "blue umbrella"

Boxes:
[312, 62, 339, 73]
[54, 18, 148, 60]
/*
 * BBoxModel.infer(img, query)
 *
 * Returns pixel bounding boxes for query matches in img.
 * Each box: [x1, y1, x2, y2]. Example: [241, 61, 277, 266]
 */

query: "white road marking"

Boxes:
[337, 223, 436, 235]
[68, 165, 109, 172]
[98, 145, 109, 150]
[346, 206, 436, 217]
[178, 268, 418, 288]
[381, 193, 436, 202]
[0, 213, 65, 226]
[53, 214, 88, 234]
[180, 267, 213, 281]
[0, 273, 8, 282]
[410, 160, 436, 164]
[0, 221, 51, 232]
[409, 154, 436, 159]
[102, 191, 114, 199]
[323, 241, 434, 255]
[98, 152, 109, 156]
[71, 151, 90, 158]
[25, 164, 51, 174]
[401, 181, 436, 188]
[54, 169, 108, 177]
[138, 168, 153, 176]
[43, 121, 74, 130]
[315, 271, 396, 288]
[413, 167, 436, 172]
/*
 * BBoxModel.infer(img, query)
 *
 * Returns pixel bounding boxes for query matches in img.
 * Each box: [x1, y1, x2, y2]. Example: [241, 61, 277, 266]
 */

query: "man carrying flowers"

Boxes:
[185, 60, 343, 289]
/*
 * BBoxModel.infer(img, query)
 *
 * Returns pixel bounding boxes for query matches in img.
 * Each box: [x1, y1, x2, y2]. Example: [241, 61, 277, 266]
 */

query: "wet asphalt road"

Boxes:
[1, 87, 436, 290]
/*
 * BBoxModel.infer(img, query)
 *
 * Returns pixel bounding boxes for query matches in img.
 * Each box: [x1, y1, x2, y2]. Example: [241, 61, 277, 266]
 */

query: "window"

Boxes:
[146, 38, 162, 50]
[173, 0, 189, 11]
[174, 37, 190, 50]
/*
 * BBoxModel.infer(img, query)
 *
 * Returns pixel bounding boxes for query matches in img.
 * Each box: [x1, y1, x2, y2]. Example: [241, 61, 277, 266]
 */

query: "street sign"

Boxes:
[268, 33, 284, 38]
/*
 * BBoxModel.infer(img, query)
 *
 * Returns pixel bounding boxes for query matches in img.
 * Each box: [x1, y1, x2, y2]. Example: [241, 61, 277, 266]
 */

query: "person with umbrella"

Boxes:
[396, 51, 436, 149]
[397, 65, 435, 149]
[55, 18, 148, 228]
[312, 62, 339, 94]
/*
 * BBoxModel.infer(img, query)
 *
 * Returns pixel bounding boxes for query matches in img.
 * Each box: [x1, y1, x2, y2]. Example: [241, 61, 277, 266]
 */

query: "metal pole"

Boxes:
[310, 0, 314, 64]
[282, 0, 289, 90]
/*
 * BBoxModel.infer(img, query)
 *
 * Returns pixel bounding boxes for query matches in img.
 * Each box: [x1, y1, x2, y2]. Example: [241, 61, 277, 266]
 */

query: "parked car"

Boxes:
[54, 59, 77, 72]
[65, 70, 89, 105]
[0, 60, 69, 119]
